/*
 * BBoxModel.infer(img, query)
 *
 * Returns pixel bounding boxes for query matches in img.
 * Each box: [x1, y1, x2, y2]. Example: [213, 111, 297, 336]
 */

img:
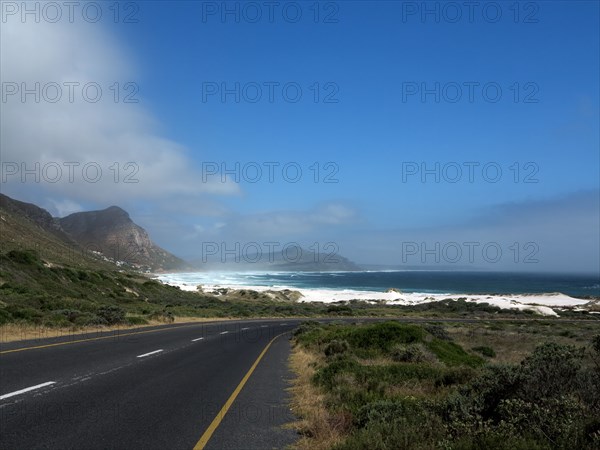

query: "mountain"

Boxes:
[194, 245, 362, 271]
[59, 206, 186, 272]
[0, 193, 103, 268]
[0, 193, 74, 243]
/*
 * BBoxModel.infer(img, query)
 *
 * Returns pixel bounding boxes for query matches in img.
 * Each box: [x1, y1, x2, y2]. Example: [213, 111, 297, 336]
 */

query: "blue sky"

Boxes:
[1, 1, 599, 272]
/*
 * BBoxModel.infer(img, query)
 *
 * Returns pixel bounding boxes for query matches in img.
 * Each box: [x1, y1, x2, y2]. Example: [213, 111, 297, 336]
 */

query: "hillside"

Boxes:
[59, 206, 186, 272]
[0, 194, 187, 273]
[0, 194, 108, 269]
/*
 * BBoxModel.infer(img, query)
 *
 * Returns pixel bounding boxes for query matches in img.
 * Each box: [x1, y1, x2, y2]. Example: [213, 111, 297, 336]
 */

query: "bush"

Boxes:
[73, 313, 104, 326]
[391, 344, 428, 363]
[340, 400, 445, 450]
[354, 398, 425, 428]
[324, 339, 350, 357]
[435, 367, 477, 387]
[6, 249, 40, 265]
[149, 310, 175, 323]
[425, 324, 451, 341]
[53, 309, 82, 322]
[592, 335, 600, 355]
[6, 305, 42, 322]
[126, 316, 149, 325]
[313, 357, 362, 390]
[0, 308, 12, 324]
[347, 322, 425, 352]
[590, 334, 600, 371]
[426, 339, 484, 367]
[518, 342, 584, 402]
[96, 305, 125, 325]
[327, 304, 353, 315]
[473, 346, 496, 358]
[442, 342, 597, 447]
[293, 321, 321, 337]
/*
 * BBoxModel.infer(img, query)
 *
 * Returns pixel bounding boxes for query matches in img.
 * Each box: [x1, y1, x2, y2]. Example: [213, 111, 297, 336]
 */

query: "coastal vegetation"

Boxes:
[289, 321, 600, 449]
[1, 248, 598, 341]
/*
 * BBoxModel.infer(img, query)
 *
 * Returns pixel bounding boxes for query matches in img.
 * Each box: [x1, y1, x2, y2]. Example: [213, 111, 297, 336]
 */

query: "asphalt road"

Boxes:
[2, 316, 596, 449]
[0, 319, 304, 450]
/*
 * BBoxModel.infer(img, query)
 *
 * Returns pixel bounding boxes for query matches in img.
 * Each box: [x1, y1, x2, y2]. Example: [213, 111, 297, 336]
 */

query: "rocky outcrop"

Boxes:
[59, 206, 186, 272]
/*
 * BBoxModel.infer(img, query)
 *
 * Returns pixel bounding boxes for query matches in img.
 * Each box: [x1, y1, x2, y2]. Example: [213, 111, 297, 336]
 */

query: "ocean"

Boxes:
[156, 270, 600, 298]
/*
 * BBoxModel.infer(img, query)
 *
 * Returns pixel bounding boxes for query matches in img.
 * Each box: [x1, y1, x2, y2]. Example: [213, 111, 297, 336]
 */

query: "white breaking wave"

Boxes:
[154, 271, 593, 317]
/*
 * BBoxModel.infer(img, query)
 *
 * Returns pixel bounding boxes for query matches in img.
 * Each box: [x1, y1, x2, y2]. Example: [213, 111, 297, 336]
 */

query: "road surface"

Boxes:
[0, 319, 303, 449]
[2, 316, 596, 449]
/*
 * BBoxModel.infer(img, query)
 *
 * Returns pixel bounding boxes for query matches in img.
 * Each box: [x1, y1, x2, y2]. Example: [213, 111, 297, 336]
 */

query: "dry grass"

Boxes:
[0, 316, 233, 343]
[287, 345, 347, 450]
[448, 322, 599, 364]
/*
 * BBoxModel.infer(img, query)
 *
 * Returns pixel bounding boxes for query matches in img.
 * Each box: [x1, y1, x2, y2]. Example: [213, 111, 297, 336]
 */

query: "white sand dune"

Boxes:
[155, 273, 591, 317]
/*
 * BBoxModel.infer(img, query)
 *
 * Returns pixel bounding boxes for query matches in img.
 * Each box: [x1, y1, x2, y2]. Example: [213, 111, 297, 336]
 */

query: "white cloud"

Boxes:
[207, 202, 359, 239]
[346, 190, 600, 273]
[45, 198, 84, 217]
[0, 19, 240, 210]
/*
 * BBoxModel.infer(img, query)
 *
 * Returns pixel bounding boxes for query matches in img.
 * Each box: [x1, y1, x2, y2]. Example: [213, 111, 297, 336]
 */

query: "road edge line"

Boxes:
[193, 331, 288, 450]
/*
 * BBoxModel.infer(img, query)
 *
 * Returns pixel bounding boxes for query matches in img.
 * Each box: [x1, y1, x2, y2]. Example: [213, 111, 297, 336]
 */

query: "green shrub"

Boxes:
[517, 342, 584, 402]
[338, 400, 445, 450]
[6, 305, 42, 322]
[149, 310, 175, 323]
[96, 305, 125, 325]
[426, 339, 484, 367]
[442, 342, 596, 447]
[126, 316, 149, 325]
[324, 339, 350, 357]
[313, 357, 362, 390]
[391, 344, 428, 363]
[327, 304, 353, 315]
[45, 314, 72, 327]
[0, 308, 12, 324]
[73, 313, 103, 326]
[435, 366, 477, 387]
[354, 398, 425, 428]
[293, 321, 321, 337]
[0, 283, 29, 294]
[473, 346, 496, 358]
[53, 309, 82, 322]
[6, 249, 40, 265]
[425, 324, 451, 341]
[346, 322, 425, 352]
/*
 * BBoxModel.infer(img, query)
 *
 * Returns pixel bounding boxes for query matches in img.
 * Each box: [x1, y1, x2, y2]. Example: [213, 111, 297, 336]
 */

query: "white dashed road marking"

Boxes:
[0, 381, 56, 401]
[137, 349, 163, 358]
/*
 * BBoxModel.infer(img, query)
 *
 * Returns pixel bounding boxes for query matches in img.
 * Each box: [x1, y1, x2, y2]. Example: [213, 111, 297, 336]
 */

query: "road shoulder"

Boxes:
[204, 332, 298, 450]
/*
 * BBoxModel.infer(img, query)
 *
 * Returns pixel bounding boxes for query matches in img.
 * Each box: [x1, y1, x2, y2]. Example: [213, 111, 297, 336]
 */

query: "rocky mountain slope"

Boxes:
[59, 206, 186, 272]
[0, 194, 186, 272]
[0, 193, 100, 269]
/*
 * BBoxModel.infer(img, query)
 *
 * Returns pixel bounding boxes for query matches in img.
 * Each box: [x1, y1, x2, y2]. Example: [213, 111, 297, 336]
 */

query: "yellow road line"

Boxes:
[193, 332, 287, 450]
[0, 324, 195, 355]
